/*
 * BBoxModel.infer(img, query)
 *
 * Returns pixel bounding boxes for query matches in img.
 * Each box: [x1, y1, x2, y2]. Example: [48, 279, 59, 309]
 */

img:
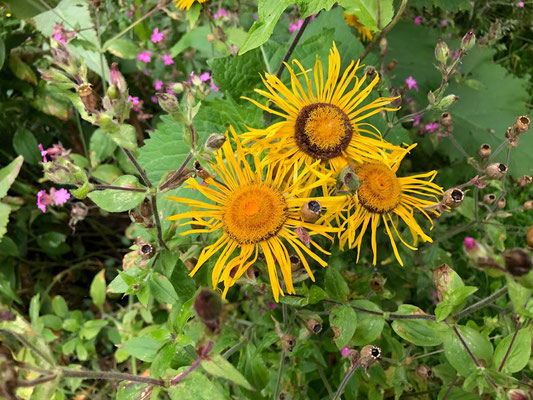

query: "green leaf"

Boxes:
[324, 267, 349, 301]
[449, 286, 478, 307]
[51, 296, 69, 318]
[3, 0, 47, 18]
[187, 2, 202, 28]
[0, 39, 4, 71]
[239, 0, 293, 55]
[350, 300, 385, 346]
[391, 305, 449, 346]
[37, 232, 70, 257]
[296, 0, 336, 18]
[79, 320, 108, 340]
[8, 51, 37, 85]
[338, 0, 394, 32]
[329, 304, 357, 349]
[87, 175, 146, 212]
[13, 128, 40, 165]
[150, 273, 179, 305]
[111, 124, 137, 150]
[170, 26, 212, 58]
[116, 382, 151, 400]
[0, 156, 24, 199]
[90, 128, 117, 167]
[202, 354, 254, 390]
[307, 285, 327, 305]
[104, 39, 140, 60]
[168, 370, 227, 400]
[443, 325, 493, 376]
[0, 236, 19, 257]
[435, 301, 453, 322]
[492, 328, 532, 374]
[506, 276, 533, 318]
[92, 164, 122, 184]
[120, 336, 164, 362]
[32, 83, 72, 120]
[90, 270, 106, 310]
[151, 341, 178, 379]
[0, 204, 11, 241]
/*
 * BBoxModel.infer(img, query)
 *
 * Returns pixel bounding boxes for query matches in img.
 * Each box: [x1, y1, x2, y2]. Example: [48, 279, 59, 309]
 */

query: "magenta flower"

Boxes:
[414, 16, 422, 25]
[464, 237, 477, 252]
[269, 301, 278, 309]
[151, 95, 158, 103]
[37, 188, 71, 213]
[37, 190, 48, 212]
[53, 23, 66, 44]
[127, 96, 140, 106]
[214, 8, 228, 19]
[289, 19, 304, 34]
[38, 144, 48, 163]
[253, 13, 258, 20]
[200, 72, 211, 82]
[441, 19, 448, 27]
[425, 122, 439, 133]
[151, 28, 164, 43]
[137, 51, 151, 63]
[209, 81, 219, 92]
[310, 13, 317, 21]
[518, 1, 524, 6]
[412, 115, 422, 127]
[163, 54, 174, 65]
[154, 79, 163, 90]
[405, 76, 418, 91]
[341, 346, 350, 357]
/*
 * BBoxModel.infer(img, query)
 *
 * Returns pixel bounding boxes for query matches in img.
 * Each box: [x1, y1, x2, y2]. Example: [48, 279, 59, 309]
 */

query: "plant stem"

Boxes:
[18, 374, 57, 387]
[332, 362, 360, 400]
[317, 363, 334, 398]
[453, 287, 508, 321]
[94, 7, 107, 92]
[171, 341, 213, 385]
[498, 321, 522, 372]
[122, 148, 151, 188]
[62, 369, 164, 386]
[104, 4, 162, 47]
[442, 376, 458, 400]
[275, 16, 311, 79]
[273, 350, 286, 400]
[92, 184, 147, 192]
[160, 152, 193, 191]
[1, 330, 56, 367]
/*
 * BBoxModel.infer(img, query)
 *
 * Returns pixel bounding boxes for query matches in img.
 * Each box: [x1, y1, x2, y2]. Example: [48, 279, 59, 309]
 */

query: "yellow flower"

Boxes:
[242, 43, 402, 182]
[337, 148, 443, 266]
[167, 127, 342, 301]
[344, 14, 373, 42]
[174, 0, 207, 11]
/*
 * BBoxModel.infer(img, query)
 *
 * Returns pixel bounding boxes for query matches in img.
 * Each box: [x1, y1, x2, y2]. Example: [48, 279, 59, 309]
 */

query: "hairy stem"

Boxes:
[171, 341, 213, 385]
[498, 320, 522, 372]
[92, 184, 147, 192]
[18, 374, 57, 387]
[442, 376, 458, 400]
[453, 287, 508, 321]
[62, 369, 164, 386]
[332, 362, 360, 400]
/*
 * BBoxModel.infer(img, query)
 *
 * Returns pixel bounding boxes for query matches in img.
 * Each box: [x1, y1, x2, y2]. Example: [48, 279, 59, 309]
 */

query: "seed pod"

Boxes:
[306, 318, 322, 334]
[485, 163, 507, 179]
[442, 188, 464, 208]
[139, 198, 152, 218]
[483, 193, 497, 205]
[281, 334, 296, 352]
[507, 389, 529, 400]
[390, 87, 401, 108]
[137, 240, 155, 260]
[416, 364, 433, 380]
[435, 38, 450, 64]
[194, 289, 222, 323]
[527, 225, 533, 249]
[504, 249, 532, 277]
[513, 115, 530, 134]
[524, 200, 533, 210]
[360, 345, 381, 360]
[193, 161, 210, 180]
[77, 83, 102, 115]
[300, 200, 322, 222]
[290, 255, 301, 272]
[338, 165, 360, 191]
[387, 59, 397, 72]
[497, 197, 506, 209]
[369, 273, 384, 292]
[156, 92, 179, 113]
[440, 112, 453, 127]
[517, 175, 532, 188]
[109, 62, 127, 94]
[461, 29, 476, 52]
[477, 143, 491, 159]
[204, 133, 226, 153]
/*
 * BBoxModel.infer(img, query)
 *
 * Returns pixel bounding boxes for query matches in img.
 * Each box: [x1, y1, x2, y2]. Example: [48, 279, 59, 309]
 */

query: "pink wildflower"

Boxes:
[341, 347, 350, 357]
[151, 28, 164, 43]
[441, 19, 448, 27]
[269, 302, 278, 309]
[37, 188, 70, 212]
[37, 190, 48, 212]
[412, 115, 422, 127]
[151, 96, 158, 103]
[310, 13, 317, 21]
[137, 51, 151, 63]
[209, 81, 219, 92]
[163, 54, 174, 65]
[53, 23, 66, 44]
[200, 72, 211, 82]
[425, 122, 439, 133]
[154, 79, 163, 91]
[464, 237, 477, 252]
[518, 1, 524, 6]
[214, 8, 228, 19]
[405, 76, 418, 91]
[127, 96, 140, 106]
[126, 10, 134, 19]
[253, 13, 258, 20]
[414, 16, 422, 25]
[38, 144, 48, 163]
[289, 19, 304, 34]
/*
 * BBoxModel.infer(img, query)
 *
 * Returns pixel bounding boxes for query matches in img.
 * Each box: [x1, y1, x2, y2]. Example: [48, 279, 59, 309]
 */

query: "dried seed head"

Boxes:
[306, 318, 322, 334]
[194, 289, 222, 323]
[497, 197, 506, 209]
[290, 255, 301, 272]
[504, 249, 532, 277]
[483, 193, 497, 205]
[369, 273, 384, 292]
[485, 163, 507, 179]
[338, 164, 361, 191]
[139, 198, 152, 218]
[524, 200, 533, 210]
[389, 87, 401, 108]
[440, 112, 453, 127]
[433, 263, 452, 302]
[204, 133, 226, 153]
[360, 345, 381, 360]
[137, 240, 155, 260]
[300, 200, 322, 222]
[415, 364, 433, 380]
[513, 115, 530, 134]
[507, 389, 529, 400]
[281, 334, 296, 352]
[527, 225, 533, 249]
[477, 143, 491, 159]
[193, 161, 210, 180]
[77, 83, 102, 114]
[517, 175, 532, 188]
[442, 188, 464, 208]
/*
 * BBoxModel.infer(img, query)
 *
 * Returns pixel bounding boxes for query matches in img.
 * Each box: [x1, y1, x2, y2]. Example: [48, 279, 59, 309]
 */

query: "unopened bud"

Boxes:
[78, 83, 102, 114]
[483, 193, 497, 205]
[190, 74, 202, 87]
[461, 29, 476, 52]
[427, 91, 436, 105]
[435, 38, 449, 64]
[306, 318, 322, 334]
[110, 62, 127, 94]
[437, 94, 458, 109]
[517, 175, 532, 188]
[527, 225, 533, 249]
[43, 158, 86, 185]
[478, 143, 491, 159]
[157, 92, 180, 113]
[442, 188, 464, 208]
[300, 200, 322, 222]
[281, 334, 296, 352]
[379, 37, 388, 56]
[440, 112, 452, 127]
[139, 198, 152, 218]
[387, 59, 397, 72]
[513, 115, 530, 134]
[194, 289, 222, 323]
[497, 197, 506, 209]
[204, 133, 226, 153]
[485, 163, 507, 179]
[504, 249, 531, 277]
[524, 200, 533, 210]
[416, 364, 433, 380]
[365, 66, 376, 78]
[507, 389, 529, 400]
[193, 160, 210, 180]
[168, 82, 184, 93]
[338, 165, 360, 191]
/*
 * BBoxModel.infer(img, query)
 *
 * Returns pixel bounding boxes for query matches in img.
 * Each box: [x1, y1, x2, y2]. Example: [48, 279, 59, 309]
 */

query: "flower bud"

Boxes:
[477, 143, 491, 159]
[427, 91, 436, 105]
[524, 200, 533, 210]
[43, 158, 86, 185]
[513, 115, 530, 135]
[387, 59, 397, 72]
[300, 200, 322, 222]
[193, 160, 210, 180]
[461, 29, 476, 52]
[281, 334, 296, 352]
[415, 364, 433, 380]
[483, 193, 497, 205]
[204, 133, 226, 153]
[435, 38, 449, 64]
[190, 74, 202, 87]
[306, 318, 322, 334]
[485, 163, 507, 179]
[517, 175, 532, 188]
[437, 94, 459, 110]
[440, 112, 452, 127]
[504, 249, 532, 277]
[442, 188, 464, 208]
[507, 389, 529, 400]
[194, 289, 222, 323]
[110, 62, 127, 94]
[338, 165, 360, 191]
[156, 92, 179, 113]
[497, 197, 506, 209]
[168, 82, 184, 93]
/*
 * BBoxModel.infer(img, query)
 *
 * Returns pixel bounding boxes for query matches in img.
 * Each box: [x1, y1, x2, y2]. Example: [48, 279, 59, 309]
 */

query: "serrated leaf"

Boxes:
[443, 325, 493, 376]
[506, 276, 533, 318]
[329, 304, 357, 349]
[0, 203, 11, 241]
[492, 328, 532, 374]
[88, 175, 146, 212]
[0, 156, 24, 199]
[296, 0, 336, 18]
[391, 305, 449, 346]
[202, 354, 254, 390]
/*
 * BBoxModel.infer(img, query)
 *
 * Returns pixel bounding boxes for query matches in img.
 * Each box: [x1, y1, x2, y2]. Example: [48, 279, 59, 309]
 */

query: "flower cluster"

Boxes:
[37, 188, 70, 213]
[168, 43, 443, 300]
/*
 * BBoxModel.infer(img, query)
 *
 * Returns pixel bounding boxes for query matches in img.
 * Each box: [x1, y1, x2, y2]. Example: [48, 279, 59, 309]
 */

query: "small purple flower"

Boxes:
[51, 188, 70, 205]
[127, 96, 140, 106]
[151, 96, 158, 103]
[464, 237, 477, 252]
[412, 115, 422, 127]
[253, 13, 258, 20]
[151, 28, 164, 43]
[137, 51, 151, 63]
[154, 79, 163, 90]
[163, 54, 174, 65]
[209, 81, 219, 92]
[310, 13, 317, 21]
[341, 346, 350, 357]
[425, 122, 439, 133]
[214, 8, 228, 19]
[200, 72, 211, 82]
[38, 144, 48, 163]
[269, 301, 278, 309]
[405, 76, 418, 91]
[414, 16, 422, 25]
[518, 1, 524, 6]
[289, 19, 304, 34]
[452, 49, 460, 60]
[37, 190, 48, 212]
[126, 10, 134, 19]
[441, 19, 448, 27]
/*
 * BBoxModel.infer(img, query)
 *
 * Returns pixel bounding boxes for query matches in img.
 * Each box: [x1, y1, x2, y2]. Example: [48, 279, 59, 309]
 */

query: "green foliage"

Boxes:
[87, 175, 146, 212]
[339, 0, 394, 31]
